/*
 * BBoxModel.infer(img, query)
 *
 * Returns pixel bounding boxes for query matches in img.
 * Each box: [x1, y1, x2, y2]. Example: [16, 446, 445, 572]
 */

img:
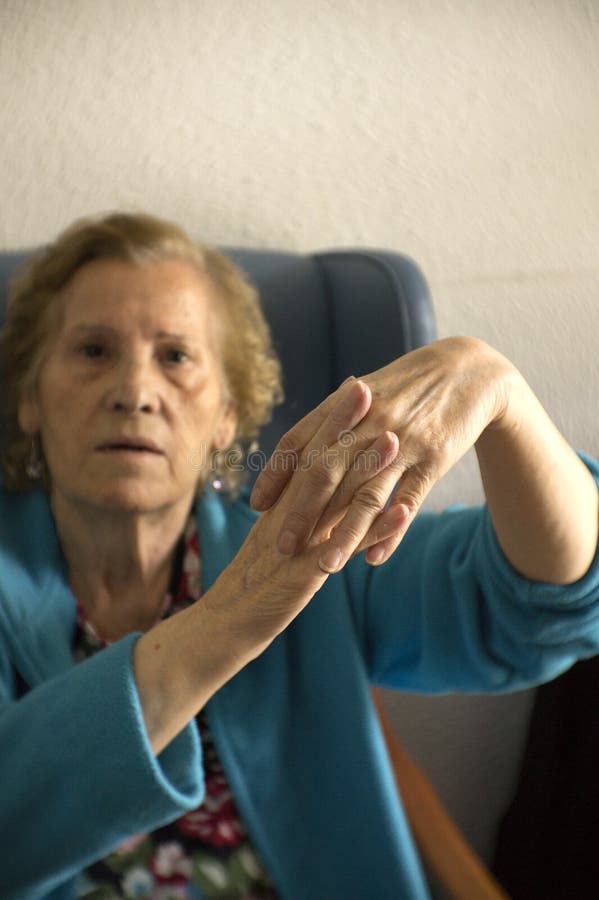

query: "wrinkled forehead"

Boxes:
[52, 256, 227, 347]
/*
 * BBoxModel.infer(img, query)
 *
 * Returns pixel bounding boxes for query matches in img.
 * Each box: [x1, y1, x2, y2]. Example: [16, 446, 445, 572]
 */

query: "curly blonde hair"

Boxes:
[0, 212, 283, 494]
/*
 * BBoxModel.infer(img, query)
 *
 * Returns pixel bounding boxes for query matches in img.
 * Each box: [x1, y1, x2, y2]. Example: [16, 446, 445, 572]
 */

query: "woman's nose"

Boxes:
[105, 357, 160, 414]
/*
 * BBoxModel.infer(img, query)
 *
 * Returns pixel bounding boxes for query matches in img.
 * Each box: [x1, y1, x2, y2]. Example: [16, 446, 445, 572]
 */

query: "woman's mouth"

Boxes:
[97, 438, 164, 455]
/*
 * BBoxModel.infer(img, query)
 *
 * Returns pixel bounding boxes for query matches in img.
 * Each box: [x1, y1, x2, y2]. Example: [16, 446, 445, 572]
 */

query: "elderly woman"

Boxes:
[1, 213, 598, 900]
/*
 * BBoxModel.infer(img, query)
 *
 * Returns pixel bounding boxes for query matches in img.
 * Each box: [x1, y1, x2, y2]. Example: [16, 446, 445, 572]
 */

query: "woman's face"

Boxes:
[18, 257, 237, 515]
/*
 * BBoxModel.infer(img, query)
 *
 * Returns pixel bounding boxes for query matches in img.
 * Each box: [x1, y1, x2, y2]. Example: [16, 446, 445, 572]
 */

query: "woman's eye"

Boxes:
[80, 343, 105, 358]
[164, 348, 188, 364]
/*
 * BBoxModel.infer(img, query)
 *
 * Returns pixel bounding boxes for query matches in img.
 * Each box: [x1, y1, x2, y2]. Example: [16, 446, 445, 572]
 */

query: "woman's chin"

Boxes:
[47, 464, 200, 518]
[60, 478, 193, 517]
[93, 491, 165, 514]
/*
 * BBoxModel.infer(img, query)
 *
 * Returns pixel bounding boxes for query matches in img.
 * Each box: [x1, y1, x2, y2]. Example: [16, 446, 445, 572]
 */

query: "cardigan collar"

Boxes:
[0, 484, 249, 689]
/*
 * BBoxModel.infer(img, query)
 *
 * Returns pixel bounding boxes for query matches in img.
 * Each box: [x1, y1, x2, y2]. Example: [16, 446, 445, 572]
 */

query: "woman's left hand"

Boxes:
[250, 337, 515, 569]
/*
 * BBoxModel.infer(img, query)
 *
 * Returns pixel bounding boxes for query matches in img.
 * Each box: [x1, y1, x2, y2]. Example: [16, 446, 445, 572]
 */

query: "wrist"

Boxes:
[473, 340, 526, 435]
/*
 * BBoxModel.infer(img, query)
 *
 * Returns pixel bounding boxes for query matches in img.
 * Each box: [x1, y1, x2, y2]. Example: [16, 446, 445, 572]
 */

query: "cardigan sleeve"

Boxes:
[0, 632, 204, 900]
[344, 452, 599, 694]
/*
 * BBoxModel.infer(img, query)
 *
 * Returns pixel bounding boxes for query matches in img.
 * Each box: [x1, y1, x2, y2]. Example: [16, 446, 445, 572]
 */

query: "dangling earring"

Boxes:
[211, 459, 224, 491]
[26, 436, 43, 480]
[210, 449, 227, 491]
[210, 440, 248, 492]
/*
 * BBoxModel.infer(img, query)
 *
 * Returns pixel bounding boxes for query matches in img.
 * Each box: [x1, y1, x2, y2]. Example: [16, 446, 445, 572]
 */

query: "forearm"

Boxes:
[133, 528, 331, 755]
[476, 364, 599, 584]
[133, 593, 255, 756]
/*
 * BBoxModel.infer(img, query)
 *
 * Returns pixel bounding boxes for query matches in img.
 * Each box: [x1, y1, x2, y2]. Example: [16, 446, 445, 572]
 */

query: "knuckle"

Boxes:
[399, 495, 420, 519]
[398, 477, 429, 515]
[352, 483, 386, 514]
[389, 452, 407, 474]
[372, 443, 406, 478]
[282, 507, 314, 533]
[418, 424, 446, 453]
[276, 431, 299, 455]
[328, 405, 347, 428]
[335, 517, 365, 547]
[403, 460, 430, 485]
[329, 401, 358, 433]
[271, 435, 301, 473]
[303, 458, 338, 492]
[354, 446, 383, 476]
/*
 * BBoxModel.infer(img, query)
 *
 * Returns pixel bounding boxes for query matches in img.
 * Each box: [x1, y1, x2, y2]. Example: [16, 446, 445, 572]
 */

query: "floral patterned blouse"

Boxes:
[73, 516, 278, 900]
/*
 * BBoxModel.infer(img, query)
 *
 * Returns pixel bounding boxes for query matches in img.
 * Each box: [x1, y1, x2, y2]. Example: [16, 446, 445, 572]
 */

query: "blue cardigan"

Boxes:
[2, 457, 599, 899]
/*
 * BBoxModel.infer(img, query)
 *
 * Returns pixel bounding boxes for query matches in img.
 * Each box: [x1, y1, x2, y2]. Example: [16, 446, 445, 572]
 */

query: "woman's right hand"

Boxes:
[204, 377, 403, 660]
[133, 378, 401, 754]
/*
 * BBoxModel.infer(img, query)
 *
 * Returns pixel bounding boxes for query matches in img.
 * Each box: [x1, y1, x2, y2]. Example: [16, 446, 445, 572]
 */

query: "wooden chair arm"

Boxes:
[372, 689, 510, 900]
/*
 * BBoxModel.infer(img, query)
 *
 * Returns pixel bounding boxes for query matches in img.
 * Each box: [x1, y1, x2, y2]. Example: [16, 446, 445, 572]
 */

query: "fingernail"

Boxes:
[279, 530, 298, 555]
[319, 547, 343, 573]
[366, 545, 385, 565]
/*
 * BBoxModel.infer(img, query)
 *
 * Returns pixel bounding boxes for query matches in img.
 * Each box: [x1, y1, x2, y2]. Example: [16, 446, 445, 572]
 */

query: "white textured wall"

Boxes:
[2, 0, 598, 870]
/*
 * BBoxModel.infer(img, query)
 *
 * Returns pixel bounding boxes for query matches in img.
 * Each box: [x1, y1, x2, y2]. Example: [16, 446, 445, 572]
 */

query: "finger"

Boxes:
[351, 501, 412, 558]
[364, 531, 404, 566]
[308, 437, 405, 546]
[361, 504, 414, 565]
[250, 378, 368, 511]
[317, 495, 409, 567]
[360, 465, 433, 565]
[316, 439, 405, 573]
[280, 427, 396, 558]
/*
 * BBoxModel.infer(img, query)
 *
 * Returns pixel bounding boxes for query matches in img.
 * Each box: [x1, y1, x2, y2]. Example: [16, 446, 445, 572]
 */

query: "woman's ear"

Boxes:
[212, 402, 238, 452]
[17, 390, 41, 436]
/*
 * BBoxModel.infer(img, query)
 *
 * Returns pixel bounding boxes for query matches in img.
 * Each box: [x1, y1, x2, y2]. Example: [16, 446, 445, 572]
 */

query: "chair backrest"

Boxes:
[225, 248, 436, 457]
[0, 246, 437, 471]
